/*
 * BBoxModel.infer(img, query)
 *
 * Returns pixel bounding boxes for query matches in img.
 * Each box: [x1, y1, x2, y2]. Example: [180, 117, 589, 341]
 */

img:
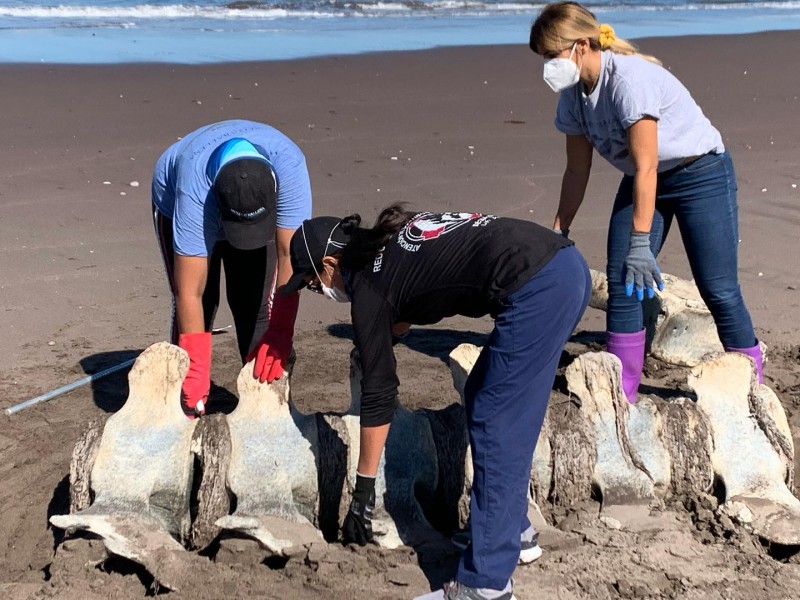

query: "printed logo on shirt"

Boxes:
[397, 212, 492, 252]
[373, 246, 385, 273]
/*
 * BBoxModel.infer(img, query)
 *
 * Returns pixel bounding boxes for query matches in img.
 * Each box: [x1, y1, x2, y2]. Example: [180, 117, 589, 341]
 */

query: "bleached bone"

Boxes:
[51, 514, 209, 590]
[589, 269, 724, 366]
[190, 414, 232, 551]
[689, 353, 800, 545]
[54, 333, 799, 587]
[545, 399, 596, 508]
[214, 362, 323, 554]
[566, 351, 717, 503]
[447, 344, 478, 522]
[448, 343, 480, 404]
[565, 352, 657, 506]
[451, 344, 715, 509]
[641, 395, 714, 500]
[450, 343, 600, 509]
[68, 418, 105, 513]
[343, 348, 447, 552]
[210, 347, 450, 554]
[529, 414, 554, 508]
[752, 385, 795, 490]
[625, 397, 672, 494]
[50, 342, 200, 589]
[588, 268, 610, 312]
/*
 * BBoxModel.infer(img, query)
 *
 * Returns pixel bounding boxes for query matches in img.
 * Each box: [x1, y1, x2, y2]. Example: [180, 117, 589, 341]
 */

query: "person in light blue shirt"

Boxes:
[151, 119, 312, 417]
[529, 2, 762, 405]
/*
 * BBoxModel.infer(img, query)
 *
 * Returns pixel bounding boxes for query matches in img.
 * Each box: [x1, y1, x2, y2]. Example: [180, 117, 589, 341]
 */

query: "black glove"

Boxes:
[342, 474, 376, 546]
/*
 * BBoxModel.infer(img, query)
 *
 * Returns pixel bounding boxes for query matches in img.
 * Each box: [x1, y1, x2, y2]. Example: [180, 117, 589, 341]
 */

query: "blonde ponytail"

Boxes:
[597, 22, 661, 65]
[530, 2, 661, 66]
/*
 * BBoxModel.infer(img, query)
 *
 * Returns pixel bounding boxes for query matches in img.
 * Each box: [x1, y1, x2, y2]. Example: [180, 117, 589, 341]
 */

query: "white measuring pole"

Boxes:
[5, 357, 137, 416]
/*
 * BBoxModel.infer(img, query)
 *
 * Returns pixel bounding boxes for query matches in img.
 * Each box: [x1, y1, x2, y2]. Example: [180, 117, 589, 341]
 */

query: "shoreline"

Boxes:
[0, 28, 796, 67]
[2, 15, 800, 63]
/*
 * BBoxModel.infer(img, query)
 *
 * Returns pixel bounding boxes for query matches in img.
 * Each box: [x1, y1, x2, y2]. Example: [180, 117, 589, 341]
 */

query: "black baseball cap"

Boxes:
[214, 157, 277, 250]
[282, 216, 350, 294]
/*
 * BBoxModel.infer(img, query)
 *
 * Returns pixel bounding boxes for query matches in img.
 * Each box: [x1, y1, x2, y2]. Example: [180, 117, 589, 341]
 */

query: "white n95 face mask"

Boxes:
[321, 282, 350, 303]
[543, 42, 580, 93]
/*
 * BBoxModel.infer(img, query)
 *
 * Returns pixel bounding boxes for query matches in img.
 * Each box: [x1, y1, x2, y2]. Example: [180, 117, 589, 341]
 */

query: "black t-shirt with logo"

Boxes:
[349, 212, 572, 427]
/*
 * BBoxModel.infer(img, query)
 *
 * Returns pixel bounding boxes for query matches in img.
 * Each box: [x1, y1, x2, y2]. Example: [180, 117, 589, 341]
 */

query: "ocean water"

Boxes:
[1, 1, 799, 63]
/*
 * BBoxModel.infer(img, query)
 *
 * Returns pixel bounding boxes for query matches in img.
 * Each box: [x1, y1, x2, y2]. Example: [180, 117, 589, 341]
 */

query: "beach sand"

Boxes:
[0, 30, 798, 599]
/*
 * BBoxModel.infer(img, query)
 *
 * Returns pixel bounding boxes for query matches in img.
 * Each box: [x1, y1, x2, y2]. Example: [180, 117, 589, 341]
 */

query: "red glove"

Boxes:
[178, 332, 212, 417]
[247, 291, 299, 383]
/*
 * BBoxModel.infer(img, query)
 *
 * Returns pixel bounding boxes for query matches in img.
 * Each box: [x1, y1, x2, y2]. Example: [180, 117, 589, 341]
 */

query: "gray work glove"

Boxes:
[553, 227, 570, 239]
[625, 232, 664, 301]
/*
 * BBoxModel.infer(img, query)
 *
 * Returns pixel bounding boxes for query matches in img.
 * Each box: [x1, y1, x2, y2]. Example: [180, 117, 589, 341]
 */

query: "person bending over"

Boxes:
[151, 119, 311, 417]
[281, 206, 590, 600]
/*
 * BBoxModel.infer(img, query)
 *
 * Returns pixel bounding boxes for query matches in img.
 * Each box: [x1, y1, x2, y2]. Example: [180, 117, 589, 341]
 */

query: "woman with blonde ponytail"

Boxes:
[530, 2, 762, 403]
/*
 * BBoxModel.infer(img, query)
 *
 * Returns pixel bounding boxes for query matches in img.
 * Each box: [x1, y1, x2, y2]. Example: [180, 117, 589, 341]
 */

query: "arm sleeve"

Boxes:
[274, 153, 312, 230]
[613, 75, 662, 130]
[172, 181, 212, 257]
[151, 153, 170, 210]
[152, 144, 179, 217]
[351, 283, 399, 427]
[554, 92, 584, 136]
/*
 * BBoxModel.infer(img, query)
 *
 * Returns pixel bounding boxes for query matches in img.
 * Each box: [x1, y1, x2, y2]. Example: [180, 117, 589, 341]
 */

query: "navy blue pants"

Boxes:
[606, 151, 756, 349]
[457, 245, 591, 590]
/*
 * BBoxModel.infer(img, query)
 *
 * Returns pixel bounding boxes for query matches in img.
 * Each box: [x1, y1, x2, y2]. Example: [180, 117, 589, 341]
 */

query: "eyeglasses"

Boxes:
[301, 219, 345, 296]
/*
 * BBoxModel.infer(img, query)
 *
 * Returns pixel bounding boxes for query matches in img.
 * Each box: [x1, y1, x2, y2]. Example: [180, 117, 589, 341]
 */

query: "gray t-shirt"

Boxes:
[555, 51, 724, 176]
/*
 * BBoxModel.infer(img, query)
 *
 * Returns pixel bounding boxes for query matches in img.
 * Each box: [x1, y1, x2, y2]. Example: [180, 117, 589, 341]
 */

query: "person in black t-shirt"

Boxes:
[282, 205, 591, 600]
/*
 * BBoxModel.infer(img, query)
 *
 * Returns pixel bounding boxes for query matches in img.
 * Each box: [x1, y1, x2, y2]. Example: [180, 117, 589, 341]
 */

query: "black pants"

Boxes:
[152, 204, 277, 362]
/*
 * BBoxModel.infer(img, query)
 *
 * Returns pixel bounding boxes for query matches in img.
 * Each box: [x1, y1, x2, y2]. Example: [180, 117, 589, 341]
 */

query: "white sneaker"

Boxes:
[518, 527, 543, 564]
[413, 580, 516, 600]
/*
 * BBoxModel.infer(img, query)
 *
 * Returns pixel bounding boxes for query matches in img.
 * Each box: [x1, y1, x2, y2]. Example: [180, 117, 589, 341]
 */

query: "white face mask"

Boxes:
[543, 42, 581, 93]
[321, 282, 350, 303]
[303, 222, 351, 303]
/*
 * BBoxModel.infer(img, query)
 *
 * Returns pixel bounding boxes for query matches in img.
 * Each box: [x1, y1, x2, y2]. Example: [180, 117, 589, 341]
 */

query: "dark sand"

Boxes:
[0, 30, 799, 599]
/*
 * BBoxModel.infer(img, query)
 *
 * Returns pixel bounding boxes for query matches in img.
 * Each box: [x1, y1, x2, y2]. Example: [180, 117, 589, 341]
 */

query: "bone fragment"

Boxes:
[214, 360, 322, 554]
[344, 348, 448, 553]
[565, 352, 656, 506]
[690, 352, 800, 544]
[50, 342, 198, 588]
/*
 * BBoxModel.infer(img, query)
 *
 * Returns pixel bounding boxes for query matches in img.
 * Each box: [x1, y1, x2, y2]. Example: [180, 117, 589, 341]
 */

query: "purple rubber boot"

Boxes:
[725, 343, 764, 384]
[606, 329, 646, 404]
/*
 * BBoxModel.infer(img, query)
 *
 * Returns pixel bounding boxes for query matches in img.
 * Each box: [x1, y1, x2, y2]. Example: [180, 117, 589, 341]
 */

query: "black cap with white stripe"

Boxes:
[282, 216, 350, 294]
[213, 157, 277, 250]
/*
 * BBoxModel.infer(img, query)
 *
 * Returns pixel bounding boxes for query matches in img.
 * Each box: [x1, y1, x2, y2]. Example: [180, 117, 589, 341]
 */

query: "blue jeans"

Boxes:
[606, 151, 756, 349]
[457, 246, 591, 590]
